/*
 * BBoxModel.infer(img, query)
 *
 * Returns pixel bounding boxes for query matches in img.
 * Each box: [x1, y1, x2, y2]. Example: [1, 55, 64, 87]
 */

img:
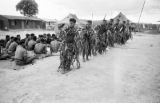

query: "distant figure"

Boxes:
[119, 21, 127, 44]
[15, 40, 36, 66]
[113, 19, 121, 44]
[107, 19, 114, 47]
[95, 19, 108, 54]
[81, 20, 94, 61]
[126, 20, 133, 39]
[58, 23, 66, 42]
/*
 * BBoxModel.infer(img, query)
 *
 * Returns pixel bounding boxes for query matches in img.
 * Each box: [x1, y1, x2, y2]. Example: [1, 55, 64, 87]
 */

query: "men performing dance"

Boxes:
[81, 20, 94, 61]
[58, 18, 80, 74]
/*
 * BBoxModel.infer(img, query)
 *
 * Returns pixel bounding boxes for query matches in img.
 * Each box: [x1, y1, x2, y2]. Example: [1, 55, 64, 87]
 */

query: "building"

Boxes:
[113, 12, 131, 23]
[58, 13, 87, 28]
[43, 19, 57, 30]
[0, 15, 45, 30]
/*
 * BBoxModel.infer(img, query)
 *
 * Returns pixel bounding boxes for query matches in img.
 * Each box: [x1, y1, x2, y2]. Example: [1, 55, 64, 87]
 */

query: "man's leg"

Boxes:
[15, 60, 25, 66]
[82, 47, 86, 62]
[25, 56, 36, 65]
[86, 48, 89, 61]
[0, 53, 10, 60]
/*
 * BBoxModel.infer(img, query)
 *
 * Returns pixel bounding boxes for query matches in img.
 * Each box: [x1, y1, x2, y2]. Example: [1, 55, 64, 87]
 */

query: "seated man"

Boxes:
[31, 33, 35, 39]
[28, 36, 37, 51]
[16, 34, 21, 44]
[5, 37, 14, 50]
[34, 39, 47, 54]
[0, 38, 13, 60]
[50, 37, 60, 53]
[36, 35, 43, 43]
[24, 34, 31, 49]
[0, 46, 9, 60]
[46, 33, 52, 44]
[15, 40, 36, 66]
[5, 35, 10, 47]
[7, 37, 18, 56]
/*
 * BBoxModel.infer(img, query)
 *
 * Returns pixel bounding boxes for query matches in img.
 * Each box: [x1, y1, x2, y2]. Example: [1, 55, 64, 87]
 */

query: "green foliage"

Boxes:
[16, 0, 38, 17]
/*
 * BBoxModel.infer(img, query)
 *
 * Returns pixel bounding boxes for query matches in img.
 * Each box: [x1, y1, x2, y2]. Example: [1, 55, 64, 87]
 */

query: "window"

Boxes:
[11, 20, 16, 26]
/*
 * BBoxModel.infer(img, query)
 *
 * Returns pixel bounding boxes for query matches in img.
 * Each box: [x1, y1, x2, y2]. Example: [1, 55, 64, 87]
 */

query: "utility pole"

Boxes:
[138, 0, 146, 32]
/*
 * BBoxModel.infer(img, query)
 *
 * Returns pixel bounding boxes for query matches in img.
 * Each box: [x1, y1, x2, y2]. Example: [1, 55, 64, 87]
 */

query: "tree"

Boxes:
[16, 0, 38, 17]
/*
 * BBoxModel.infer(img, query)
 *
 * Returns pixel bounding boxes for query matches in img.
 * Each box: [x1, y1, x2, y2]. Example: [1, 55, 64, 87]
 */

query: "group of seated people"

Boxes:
[0, 33, 60, 66]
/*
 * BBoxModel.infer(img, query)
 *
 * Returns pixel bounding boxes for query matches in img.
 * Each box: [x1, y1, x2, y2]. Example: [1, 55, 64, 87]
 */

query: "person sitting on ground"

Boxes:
[5, 36, 14, 50]
[15, 39, 36, 66]
[46, 33, 52, 44]
[0, 37, 18, 60]
[28, 36, 37, 51]
[0, 45, 10, 60]
[36, 35, 43, 43]
[24, 34, 30, 49]
[16, 34, 21, 44]
[52, 34, 56, 40]
[5, 35, 10, 46]
[34, 39, 47, 54]
[50, 36, 60, 53]
[7, 37, 18, 56]
[43, 33, 47, 39]
[31, 33, 35, 39]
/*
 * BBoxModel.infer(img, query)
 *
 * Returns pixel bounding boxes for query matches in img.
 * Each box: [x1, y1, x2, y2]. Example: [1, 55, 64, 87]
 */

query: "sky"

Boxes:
[0, 0, 160, 23]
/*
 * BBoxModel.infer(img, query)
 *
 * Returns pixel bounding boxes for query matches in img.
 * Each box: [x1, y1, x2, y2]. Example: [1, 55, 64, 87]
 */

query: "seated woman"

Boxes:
[15, 39, 36, 66]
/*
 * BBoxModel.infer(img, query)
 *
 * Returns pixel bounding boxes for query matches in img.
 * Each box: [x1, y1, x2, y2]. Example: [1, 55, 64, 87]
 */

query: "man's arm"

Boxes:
[23, 50, 28, 60]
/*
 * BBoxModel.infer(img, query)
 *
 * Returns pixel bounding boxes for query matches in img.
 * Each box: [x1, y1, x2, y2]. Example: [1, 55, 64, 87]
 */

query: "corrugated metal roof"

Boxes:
[0, 15, 42, 21]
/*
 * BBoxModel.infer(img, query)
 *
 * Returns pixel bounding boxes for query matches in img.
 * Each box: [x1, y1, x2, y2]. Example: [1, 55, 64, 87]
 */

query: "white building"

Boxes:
[43, 19, 57, 30]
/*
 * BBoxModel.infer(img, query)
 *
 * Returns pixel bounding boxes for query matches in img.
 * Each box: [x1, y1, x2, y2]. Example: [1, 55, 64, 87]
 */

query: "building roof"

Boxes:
[58, 13, 87, 27]
[43, 19, 57, 22]
[0, 14, 42, 21]
[113, 12, 131, 22]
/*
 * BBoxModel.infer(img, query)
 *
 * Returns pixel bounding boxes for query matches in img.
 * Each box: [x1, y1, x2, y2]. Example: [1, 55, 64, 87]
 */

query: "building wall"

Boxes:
[23, 20, 44, 29]
[7, 20, 44, 30]
[0, 20, 4, 29]
[8, 20, 22, 29]
[0, 15, 46, 30]
[45, 21, 56, 30]
[0, 16, 9, 30]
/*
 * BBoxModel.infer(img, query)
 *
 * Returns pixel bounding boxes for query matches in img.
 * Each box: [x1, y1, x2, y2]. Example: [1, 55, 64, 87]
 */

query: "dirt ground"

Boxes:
[0, 32, 160, 103]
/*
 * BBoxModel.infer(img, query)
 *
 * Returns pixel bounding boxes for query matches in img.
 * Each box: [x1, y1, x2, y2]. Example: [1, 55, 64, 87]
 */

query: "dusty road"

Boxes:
[0, 33, 160, 103]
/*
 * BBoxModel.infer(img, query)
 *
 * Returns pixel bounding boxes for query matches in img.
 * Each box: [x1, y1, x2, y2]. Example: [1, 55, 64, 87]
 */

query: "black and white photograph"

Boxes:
[0, 0, 160, 103]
